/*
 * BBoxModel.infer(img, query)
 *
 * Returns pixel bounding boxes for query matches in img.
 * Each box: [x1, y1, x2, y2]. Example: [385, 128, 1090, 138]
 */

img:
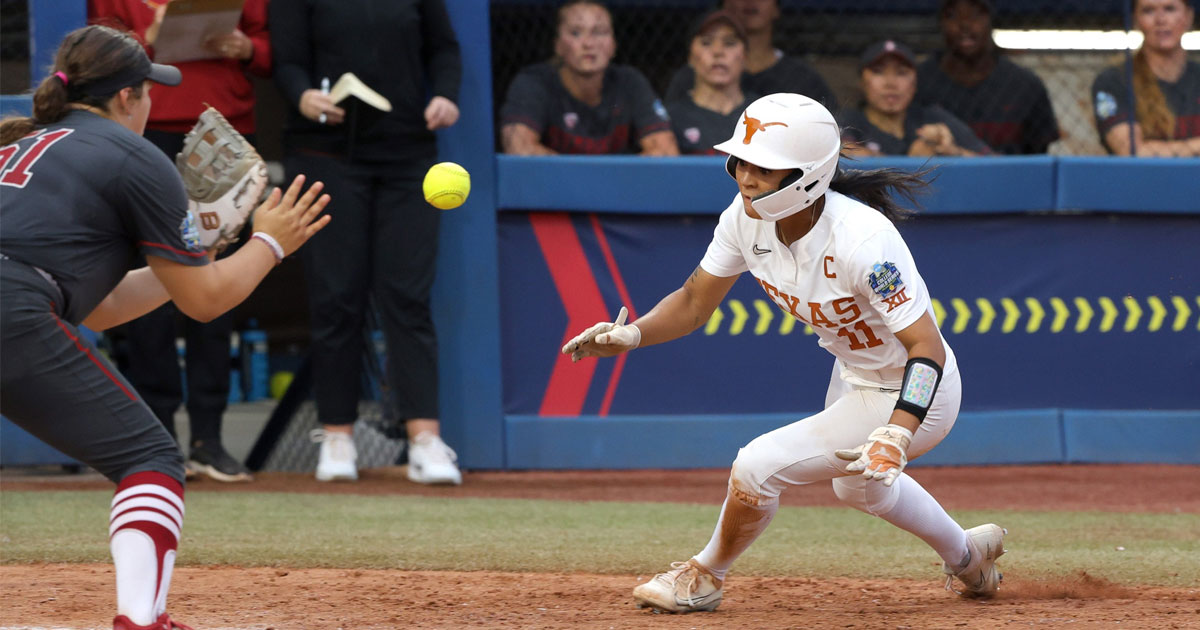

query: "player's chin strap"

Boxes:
[894, 357, 943, 422]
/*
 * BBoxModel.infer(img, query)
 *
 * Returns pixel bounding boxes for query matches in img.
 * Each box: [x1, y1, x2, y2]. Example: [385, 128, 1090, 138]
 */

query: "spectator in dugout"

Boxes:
[916, 0, 1061, 154]
[666, 9, 758, 155]
[499, 0, 678, 155]
[664, 0, 836, 109]
[839, 39, 989, 157]
[1092, 0, 1200, 156]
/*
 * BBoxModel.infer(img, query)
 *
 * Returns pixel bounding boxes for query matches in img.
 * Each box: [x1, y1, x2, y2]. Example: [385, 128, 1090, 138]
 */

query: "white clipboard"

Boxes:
[328, 73, 393, 112]
[152, 0, 245, 65]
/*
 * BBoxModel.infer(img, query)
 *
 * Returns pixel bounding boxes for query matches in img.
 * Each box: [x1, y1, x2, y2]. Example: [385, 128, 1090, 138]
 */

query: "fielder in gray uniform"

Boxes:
[0, 25, 330, 630]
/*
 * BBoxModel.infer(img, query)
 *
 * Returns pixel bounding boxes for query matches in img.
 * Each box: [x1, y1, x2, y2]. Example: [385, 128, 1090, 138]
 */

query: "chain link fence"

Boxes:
[492, 0, 1199, 156]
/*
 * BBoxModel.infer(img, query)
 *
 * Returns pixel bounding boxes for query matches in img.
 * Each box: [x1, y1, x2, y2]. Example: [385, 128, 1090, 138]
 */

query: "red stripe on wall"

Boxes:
[590, 214, 638, 417]
[531, 213, 609, 416]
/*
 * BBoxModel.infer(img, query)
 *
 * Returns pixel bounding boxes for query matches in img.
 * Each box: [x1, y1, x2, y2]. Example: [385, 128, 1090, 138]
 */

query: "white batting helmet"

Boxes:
[713, 93, 841, 221]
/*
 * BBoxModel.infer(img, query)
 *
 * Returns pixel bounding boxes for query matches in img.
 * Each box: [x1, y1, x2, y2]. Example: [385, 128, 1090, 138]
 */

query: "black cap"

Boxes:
[77, 50, 181, 97]
[688, 9, 747, 45]
[147, 62, 182, 87]
[859, 39, 916, 71]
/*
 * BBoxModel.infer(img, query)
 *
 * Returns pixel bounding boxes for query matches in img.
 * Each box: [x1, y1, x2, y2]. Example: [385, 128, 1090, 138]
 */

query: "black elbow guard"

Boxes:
[894, 357, 943, 422]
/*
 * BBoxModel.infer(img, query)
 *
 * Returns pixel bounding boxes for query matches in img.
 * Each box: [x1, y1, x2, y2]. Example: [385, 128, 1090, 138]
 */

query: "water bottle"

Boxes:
[175, 337, 188, 404]
[241, 319, 269, 401]
[228, 331, 243, 403]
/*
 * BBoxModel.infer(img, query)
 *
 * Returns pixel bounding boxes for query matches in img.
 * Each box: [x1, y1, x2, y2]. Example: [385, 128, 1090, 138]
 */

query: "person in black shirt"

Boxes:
[840, 40, 988, 157]
[667, 10, 758, 155]
[500, 0, 677, 155]
[664, 0, 836, 109]
[1092, 0, 1200, 156]
[271, 0, 466, 485]
[916, 0, 1060, 155]
[0, 25, 329, 630]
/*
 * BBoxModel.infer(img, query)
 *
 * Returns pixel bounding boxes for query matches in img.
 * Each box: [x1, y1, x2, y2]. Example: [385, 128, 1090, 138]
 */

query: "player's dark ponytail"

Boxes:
[828, 165, 932, 222]
[0, 25, 147, 146]
[0, 74, 67, 145]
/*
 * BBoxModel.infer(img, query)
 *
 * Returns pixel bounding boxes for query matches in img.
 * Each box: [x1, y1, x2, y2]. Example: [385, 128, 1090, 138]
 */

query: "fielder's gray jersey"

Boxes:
[0, 109, 207, 325]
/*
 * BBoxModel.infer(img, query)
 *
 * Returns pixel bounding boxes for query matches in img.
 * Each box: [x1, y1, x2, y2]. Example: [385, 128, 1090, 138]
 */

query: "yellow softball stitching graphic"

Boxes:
[702, 296, 1198, 335]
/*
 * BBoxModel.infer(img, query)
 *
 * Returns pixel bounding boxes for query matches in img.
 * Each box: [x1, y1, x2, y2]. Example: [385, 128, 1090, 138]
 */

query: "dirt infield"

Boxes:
[3, 564, 1198, 630]
[3, 464, 1199, 629]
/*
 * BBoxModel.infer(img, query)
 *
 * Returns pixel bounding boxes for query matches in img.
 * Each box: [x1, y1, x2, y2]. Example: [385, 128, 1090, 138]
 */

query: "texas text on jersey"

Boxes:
[700, 189, 956, 387]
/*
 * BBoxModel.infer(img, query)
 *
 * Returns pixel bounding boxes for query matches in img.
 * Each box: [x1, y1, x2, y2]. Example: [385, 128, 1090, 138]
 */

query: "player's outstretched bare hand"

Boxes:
[561, 306, 641, 362]
[251, 175, 332, 258]
[835, 424, 913, 487]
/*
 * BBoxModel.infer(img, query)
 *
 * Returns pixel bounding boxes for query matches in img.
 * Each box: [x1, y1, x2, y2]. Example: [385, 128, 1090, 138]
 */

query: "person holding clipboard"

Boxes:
[270, 0, 464, 486]
[88, 0, 272, 483]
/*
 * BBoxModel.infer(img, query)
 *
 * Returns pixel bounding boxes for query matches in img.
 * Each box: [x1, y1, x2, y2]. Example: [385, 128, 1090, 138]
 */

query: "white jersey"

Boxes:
[699, 190, 956, 389]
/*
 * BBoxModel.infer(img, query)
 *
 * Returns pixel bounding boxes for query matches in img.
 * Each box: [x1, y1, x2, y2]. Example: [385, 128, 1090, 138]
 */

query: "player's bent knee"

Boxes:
[832, 475, 900, 516]
[729, 446, 778, 508]
[832, 476, 870, 513]
[101, 440, 187, 486]
[133, 449, 187, 486]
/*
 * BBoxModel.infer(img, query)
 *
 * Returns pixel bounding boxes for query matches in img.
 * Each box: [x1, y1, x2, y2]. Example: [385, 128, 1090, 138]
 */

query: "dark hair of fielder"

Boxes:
[0, 25, 147, 146]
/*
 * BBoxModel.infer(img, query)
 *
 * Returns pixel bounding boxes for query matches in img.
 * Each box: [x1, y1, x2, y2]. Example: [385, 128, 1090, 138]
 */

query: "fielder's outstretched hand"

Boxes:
[561, 306, 641, 362]
[251, 175, 332, 258]
[835, 425, 913, 487]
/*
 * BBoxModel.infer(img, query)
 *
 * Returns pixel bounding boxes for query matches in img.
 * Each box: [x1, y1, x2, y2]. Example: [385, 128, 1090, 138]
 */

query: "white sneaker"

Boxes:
[633, 559, 723, 613]
[312, 429, 358, 482]
[944, 523, 1007, 597]
[406, 431, 462, 485]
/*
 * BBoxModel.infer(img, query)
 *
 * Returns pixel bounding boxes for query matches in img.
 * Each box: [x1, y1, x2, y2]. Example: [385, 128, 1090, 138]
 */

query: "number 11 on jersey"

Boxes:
[838, 320, 884, 350]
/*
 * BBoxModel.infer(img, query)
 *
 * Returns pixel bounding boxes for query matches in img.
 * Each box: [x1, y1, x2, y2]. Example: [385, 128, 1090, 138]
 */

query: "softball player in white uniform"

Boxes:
[563, 93, 1006, 613]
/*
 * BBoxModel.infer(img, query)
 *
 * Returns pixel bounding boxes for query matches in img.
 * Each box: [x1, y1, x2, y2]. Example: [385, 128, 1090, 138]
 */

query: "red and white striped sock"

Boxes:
[110, 471, 185, 626]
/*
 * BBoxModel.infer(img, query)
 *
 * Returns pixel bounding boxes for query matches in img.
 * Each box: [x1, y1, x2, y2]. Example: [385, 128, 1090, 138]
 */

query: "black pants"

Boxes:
[285, 151, 440, 425]
[0, 260, 183, 483]
[123, 303, 233, 442]
[120, 129, 251, 442]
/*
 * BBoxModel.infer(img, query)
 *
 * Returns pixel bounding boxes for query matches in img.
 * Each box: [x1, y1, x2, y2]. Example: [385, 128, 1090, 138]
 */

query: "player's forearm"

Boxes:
[167, 241, 276, 322]
[632, 287, 711, 347]
[81, 268, 171, 331]
[505, 138, 557, 156]
[639, 131, 680, 156]
[501, 124, 558, 156]
[1137, 137, 1200, 157]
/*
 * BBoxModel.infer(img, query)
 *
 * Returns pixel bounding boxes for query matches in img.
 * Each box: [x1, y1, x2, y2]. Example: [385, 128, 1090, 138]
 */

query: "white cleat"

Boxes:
[312, 429, 358, 482]
[406, 431, 462, 485]
[633, 559, 723, 613]
[944, 523, 1007, 598]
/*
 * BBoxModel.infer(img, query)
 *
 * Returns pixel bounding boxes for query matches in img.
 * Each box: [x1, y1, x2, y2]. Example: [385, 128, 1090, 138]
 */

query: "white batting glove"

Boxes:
[835, 425, 913, 487]
[560, 306, 641, 362]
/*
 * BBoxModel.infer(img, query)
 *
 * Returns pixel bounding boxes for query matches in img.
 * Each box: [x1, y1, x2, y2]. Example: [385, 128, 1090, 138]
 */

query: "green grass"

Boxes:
[2, 491, 1196, 586]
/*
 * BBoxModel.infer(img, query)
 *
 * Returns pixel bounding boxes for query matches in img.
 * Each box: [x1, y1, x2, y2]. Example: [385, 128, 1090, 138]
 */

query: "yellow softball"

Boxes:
[422, 161, 471, 210]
